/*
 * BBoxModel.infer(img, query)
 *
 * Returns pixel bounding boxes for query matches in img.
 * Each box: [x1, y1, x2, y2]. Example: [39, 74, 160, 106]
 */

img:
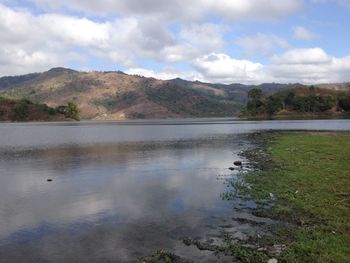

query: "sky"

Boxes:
[0, 0, 350, 84]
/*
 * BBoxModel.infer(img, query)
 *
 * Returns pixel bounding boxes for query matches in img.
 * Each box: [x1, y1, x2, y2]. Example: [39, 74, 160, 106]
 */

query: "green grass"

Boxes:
[243, 132, 350, 262]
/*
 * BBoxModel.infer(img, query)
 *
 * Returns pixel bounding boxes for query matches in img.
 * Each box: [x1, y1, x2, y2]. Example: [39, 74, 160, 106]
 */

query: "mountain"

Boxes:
[0, 68, 348, 120]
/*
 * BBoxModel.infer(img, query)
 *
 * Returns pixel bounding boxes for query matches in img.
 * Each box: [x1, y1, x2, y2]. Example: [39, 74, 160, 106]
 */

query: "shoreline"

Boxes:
[141, 131, 350, 262]
[1, 115, 350, 125]
[232, 131, 350, 262]
[240, 112, 350, 121]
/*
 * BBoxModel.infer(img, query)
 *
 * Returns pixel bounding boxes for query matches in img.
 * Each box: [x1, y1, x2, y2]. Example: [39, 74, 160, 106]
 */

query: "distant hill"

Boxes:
[0, 68, 348, 120]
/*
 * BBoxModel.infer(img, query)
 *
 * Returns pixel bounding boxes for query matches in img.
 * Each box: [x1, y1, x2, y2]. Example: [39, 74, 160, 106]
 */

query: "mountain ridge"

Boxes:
[0, 68, 349, 120]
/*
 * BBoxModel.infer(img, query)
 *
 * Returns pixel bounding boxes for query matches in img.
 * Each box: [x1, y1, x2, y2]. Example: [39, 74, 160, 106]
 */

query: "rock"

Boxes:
[228, 167, 235, 171]
[241, 244, 258, 250]
[268, 258, 278, 263]
[267, 244, 286, 257]
[234, 161, 242, 166]
[183, 238, 192, 246]
[182, 238, 217, 251]
[47, 179, 53, 182]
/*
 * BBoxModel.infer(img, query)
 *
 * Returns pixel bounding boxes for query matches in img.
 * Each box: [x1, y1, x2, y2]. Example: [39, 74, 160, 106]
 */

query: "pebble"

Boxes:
[234, 161, 242, 166]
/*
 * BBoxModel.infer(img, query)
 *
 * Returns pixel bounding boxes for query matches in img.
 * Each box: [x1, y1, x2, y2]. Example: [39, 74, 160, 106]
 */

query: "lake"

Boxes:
[0, 119, 349, 262]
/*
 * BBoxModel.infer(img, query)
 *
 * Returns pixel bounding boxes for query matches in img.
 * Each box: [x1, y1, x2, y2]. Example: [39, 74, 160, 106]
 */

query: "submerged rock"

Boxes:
[182, 238, 217, 251]
[234, 161, 242, 166]
[140, 250, 193, 263]
[47, 179, 53, 182]
[228, 167, 235, 171]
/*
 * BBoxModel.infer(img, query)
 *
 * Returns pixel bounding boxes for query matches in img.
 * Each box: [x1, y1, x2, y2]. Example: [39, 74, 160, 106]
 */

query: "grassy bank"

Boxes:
[241, 132, 350, 262]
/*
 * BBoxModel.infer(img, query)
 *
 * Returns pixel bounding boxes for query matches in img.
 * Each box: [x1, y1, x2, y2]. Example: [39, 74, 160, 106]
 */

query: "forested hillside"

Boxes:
[1, 68, 349, 120]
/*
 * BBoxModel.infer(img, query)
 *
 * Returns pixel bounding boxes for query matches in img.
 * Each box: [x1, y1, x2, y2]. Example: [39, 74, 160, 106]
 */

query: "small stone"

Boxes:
[183, 238, 192, 246]
[234, 161, 242, 166]
[268, 258, 278, 263]
[47, 179, 53, 182]
[228, 167, 235, 171]
[268, 244, 286, 257]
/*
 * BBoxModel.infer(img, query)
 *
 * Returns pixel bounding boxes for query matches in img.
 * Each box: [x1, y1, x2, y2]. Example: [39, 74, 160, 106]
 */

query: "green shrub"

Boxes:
[13, 99, 30, 121]
[64, 102, 79, 120]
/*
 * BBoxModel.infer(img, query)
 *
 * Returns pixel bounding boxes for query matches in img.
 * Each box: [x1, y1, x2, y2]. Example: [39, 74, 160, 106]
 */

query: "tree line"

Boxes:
[243, 86, 350, 116]
[0, 97, 79, 121]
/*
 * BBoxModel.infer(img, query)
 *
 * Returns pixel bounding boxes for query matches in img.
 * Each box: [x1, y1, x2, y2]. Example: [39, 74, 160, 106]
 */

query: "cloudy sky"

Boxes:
[0, 0, 350, 84]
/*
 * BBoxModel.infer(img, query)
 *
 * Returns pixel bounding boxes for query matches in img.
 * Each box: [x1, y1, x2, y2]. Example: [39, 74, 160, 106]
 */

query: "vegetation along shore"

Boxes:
[229, 131, 350, 262]
[139, 132, 350, 262]
[242, 86, 350, 120]
[140, 132, 350, 263]
[0, 97, 79, 122]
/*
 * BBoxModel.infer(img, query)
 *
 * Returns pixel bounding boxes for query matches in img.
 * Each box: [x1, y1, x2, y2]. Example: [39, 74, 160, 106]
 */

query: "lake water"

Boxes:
[0, 119, 349, 262]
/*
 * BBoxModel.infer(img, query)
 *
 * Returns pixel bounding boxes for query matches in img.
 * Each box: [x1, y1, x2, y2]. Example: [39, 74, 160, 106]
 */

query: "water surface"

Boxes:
[0, 119, 349, 262]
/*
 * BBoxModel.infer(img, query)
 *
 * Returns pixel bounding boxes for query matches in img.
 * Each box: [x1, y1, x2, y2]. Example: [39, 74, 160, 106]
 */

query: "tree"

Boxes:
[284, 91, 295, 107]
[291, 97, 307, 112]
[247, 88, 263, 113]
[316, 95, 336, 112]
[339, 93, 350, 111]
[65, 102, 79, 120]
[248, 88, 262, 102]
[265, 96, 282, 115]
[13, 99, 30, 121]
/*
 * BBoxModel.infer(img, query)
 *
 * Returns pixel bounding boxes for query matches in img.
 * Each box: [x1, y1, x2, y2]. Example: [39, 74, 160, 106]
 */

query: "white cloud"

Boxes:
[0, 3, 227, 75]
[1, 1, 349, 85]
[293, 26, 317, 40]
[161, 23, 226, 62]
[125, 68, 201, 81]
[206, 0, 303, 21]
[187, 48, 350, 84]
[269, 48, 350, 83]
[127, 53, 268, 84]
[0, 0, 303, 77]
[0, 4, 178, 74]
[271, 48, 330, 64]
[192, 53, 266, 84]
[29, 0, 302, 22]
[235, 33, 290, 57]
